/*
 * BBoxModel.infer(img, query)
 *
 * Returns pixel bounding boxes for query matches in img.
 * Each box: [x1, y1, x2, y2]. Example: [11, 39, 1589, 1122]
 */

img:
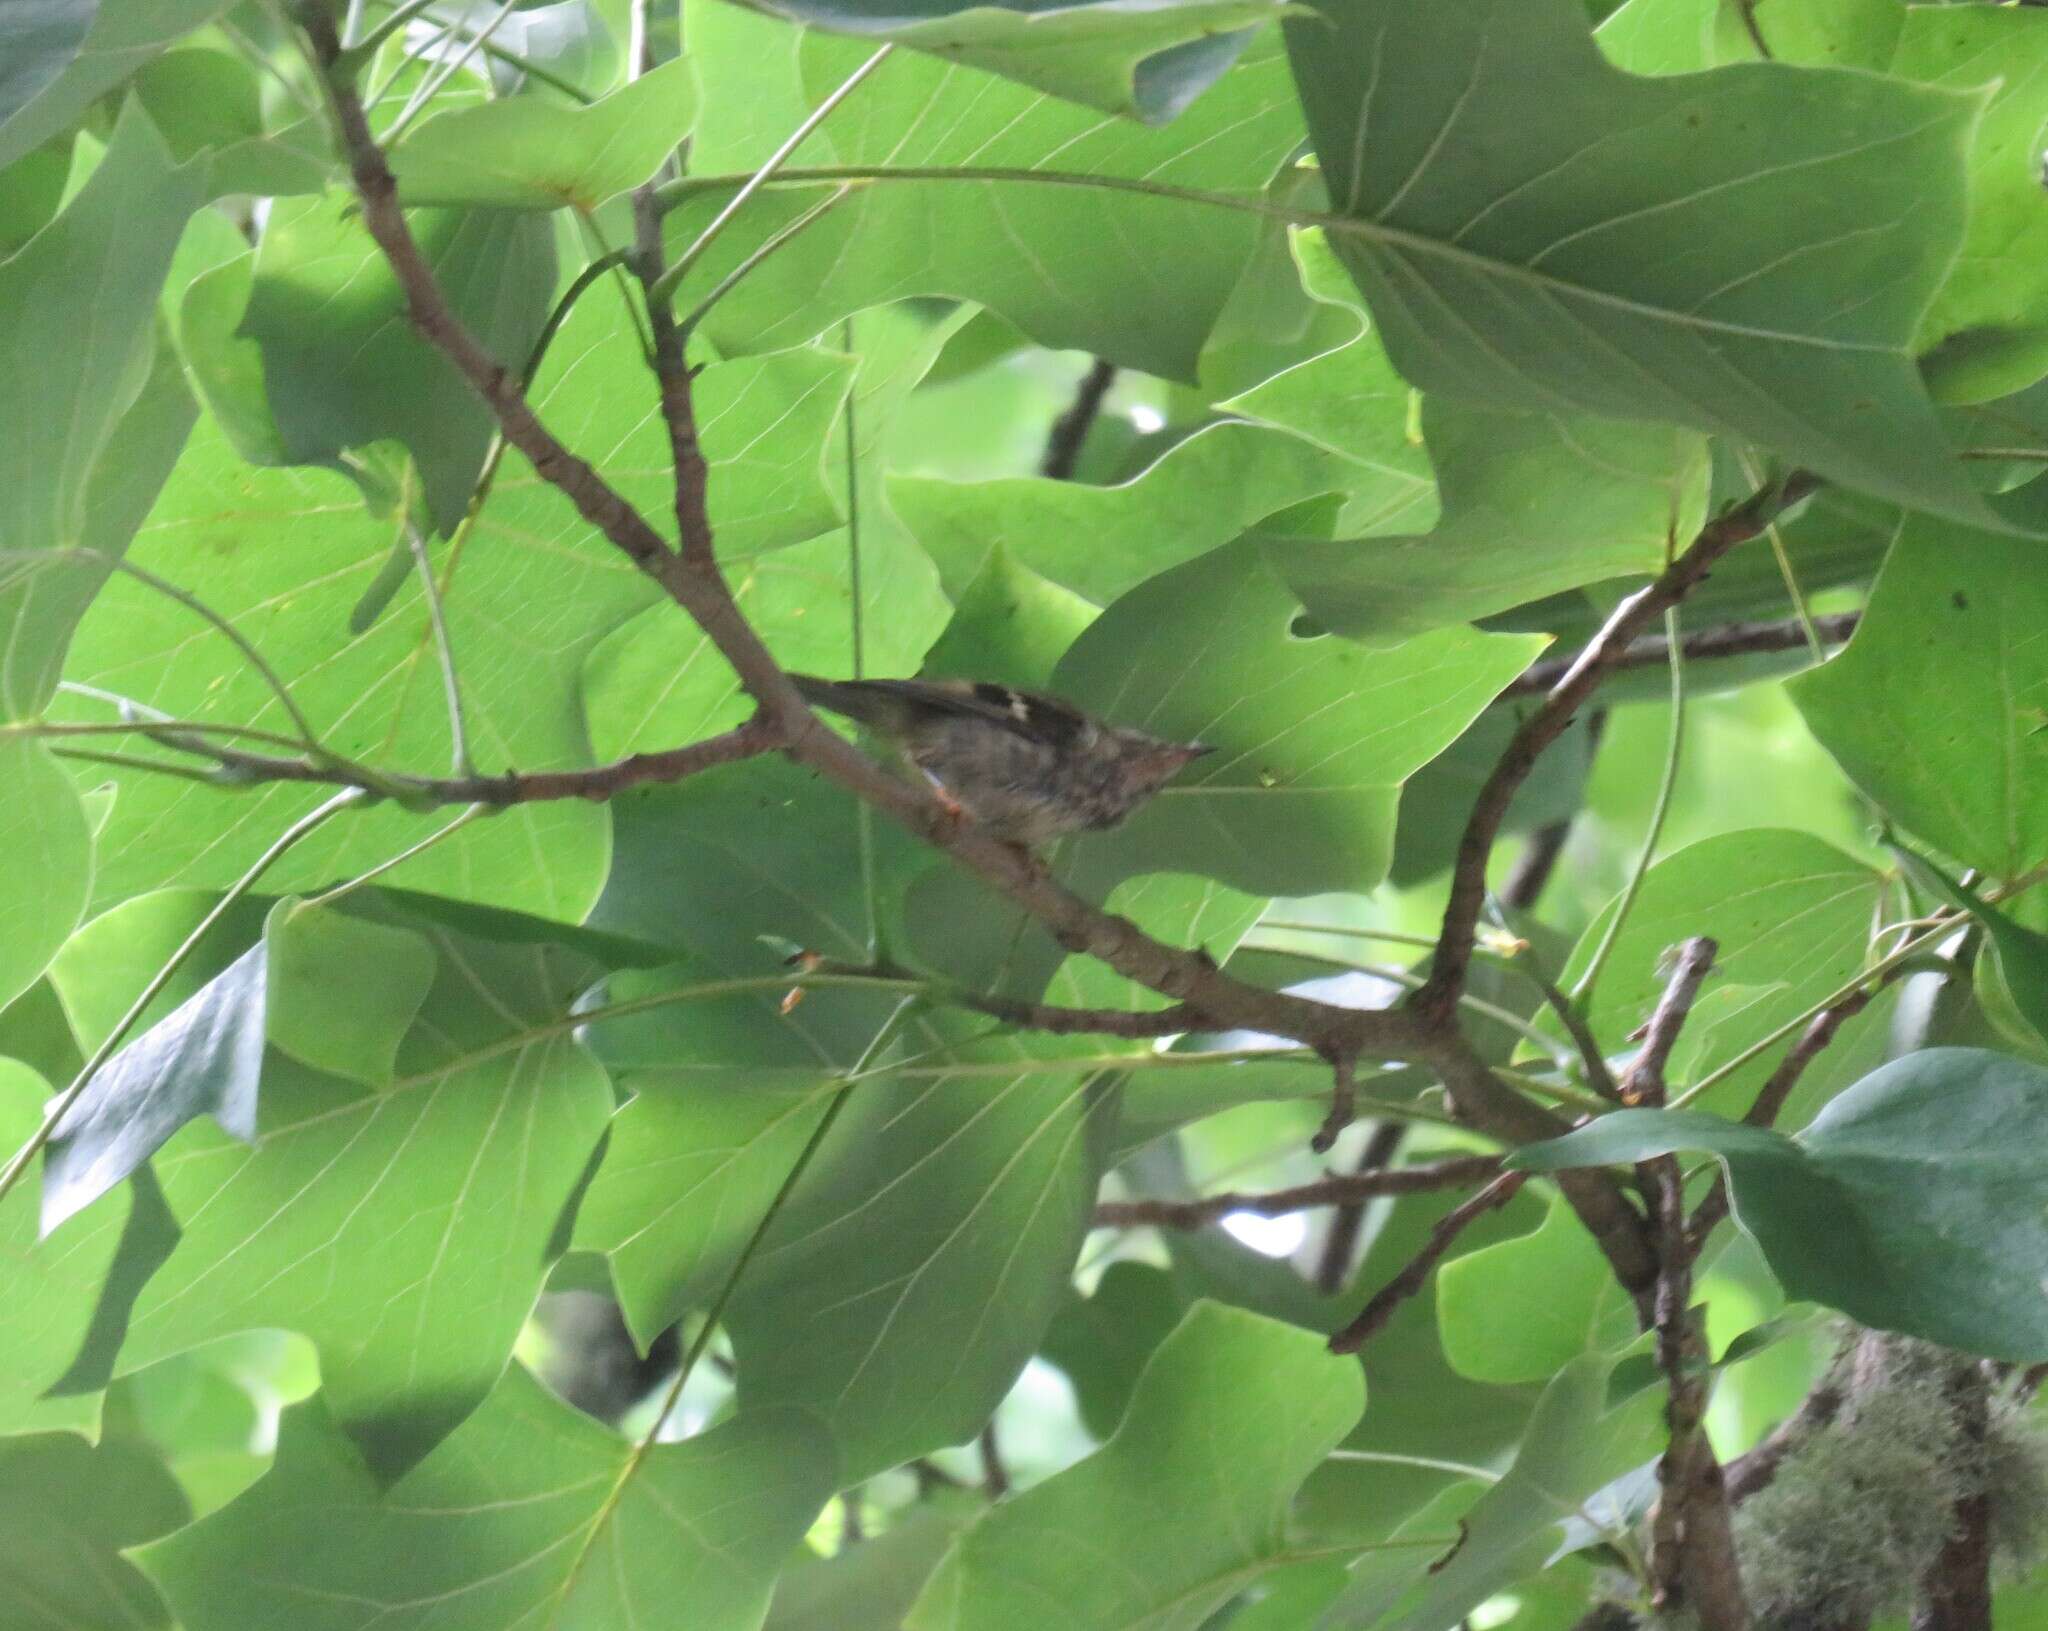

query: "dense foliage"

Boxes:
[8, 0, 2048, 1626]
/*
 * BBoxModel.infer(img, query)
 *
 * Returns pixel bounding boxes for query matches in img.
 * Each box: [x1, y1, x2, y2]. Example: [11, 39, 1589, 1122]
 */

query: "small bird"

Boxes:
[790, 673, 1213, 846]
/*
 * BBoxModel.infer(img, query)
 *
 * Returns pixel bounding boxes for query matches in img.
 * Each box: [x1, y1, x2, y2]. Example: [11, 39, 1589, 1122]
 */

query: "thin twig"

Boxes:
[648, 45, 893, 308]
[1500, 612, 1856, 699]
[1312, 1120, 1405, 1293]
[1414, 472, 1820, 1027]
[1327, 1170, 1528, 1355]
[979, 1421, 1011, 1500]
[405, 520, 472, 775]
[675, 184, 859, 338]
[1095, 1153, 1503, 1231]
[1041, 358, 1117, 479]
[1621, 937, 1718, 1107]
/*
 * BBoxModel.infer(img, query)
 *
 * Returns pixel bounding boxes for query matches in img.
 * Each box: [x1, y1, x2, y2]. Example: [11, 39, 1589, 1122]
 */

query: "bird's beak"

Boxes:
[1183, 743, 1217, 759]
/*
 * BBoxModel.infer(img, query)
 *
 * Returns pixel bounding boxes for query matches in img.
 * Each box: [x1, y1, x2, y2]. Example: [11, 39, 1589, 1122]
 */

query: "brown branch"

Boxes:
[135, 717, 780, 806]
[1623, 937, 1718, 1107]
[1500, 611, 1856, 701]
[296, 7, 1660, 1307]
[1326, 1170, 1528, 1354]
[1500, 817, 1571, 910]
[1041, 357, 1117, 479]
[1412, 473, 1821, 1029]
[1620, 941, 1748, 1626]
[949, 991, 1203, 1039]
[1723, 1335, 1856, 1504]
[1313, 1120, 1405, 1293]
[979, 1420, 1011, 1500]
[1095, 1153, 1504, 1231]
[1686, 987, 1875, 1251]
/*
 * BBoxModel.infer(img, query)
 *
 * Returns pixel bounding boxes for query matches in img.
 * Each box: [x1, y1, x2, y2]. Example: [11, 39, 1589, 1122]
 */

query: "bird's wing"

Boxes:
[795, 676, 1094, 748]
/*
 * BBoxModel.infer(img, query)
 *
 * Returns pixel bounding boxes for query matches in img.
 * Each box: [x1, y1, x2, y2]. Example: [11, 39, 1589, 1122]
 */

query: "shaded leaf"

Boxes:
[113, 927, 612, 1479]
[391, 54, 698, 210]
[241, 192, 556, 534]
[907, 1301, 1365, 1630]
[1790, 516, 2048, 878]
[673, 6, 1305, 378]
[0, 738, 91, 1014]
[1436, 1195, 1635, 1385]
[1049, 538, 1546, 895]
[0, 0, 228, 169]
[261, 898, 437, 1086]
[1284, 0, 2016, 526]
[0, 1432, 186, 1630]
[1512, 1047, 2048, 1359]
[140, 1369, 836, 1631]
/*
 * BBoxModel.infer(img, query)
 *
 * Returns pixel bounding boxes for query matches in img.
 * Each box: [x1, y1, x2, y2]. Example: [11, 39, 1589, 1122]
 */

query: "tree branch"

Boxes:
[1326, 1169, 1528, 1355]
[296, 3, 1658, 1307]
[1095, 1153, 1504, 1230]
[1623, 940, 1750, 1629]
[1499, 611, 1856, 701]
[1412, 473, 1821, 1028]
[1313, 1120, 1405, 1293]
[1041, 357, 1117, 479]
[1912, 1363, 1994, 1631]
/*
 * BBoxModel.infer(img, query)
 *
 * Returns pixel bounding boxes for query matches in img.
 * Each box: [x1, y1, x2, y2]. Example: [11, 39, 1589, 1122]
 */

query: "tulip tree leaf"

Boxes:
[1283, 0, 2034, 527]
[749, 0, 1286, 122]
[1791, 517, 2048, 879]
[1048, 538, 1547, 896]
[670, 6, 1306, 379]
[1512, 1047, 2048, 1360]
[0, 1432, 187, 1631]
[391, 54, 699, 210]
[139, 1369, 836, 1631]
[906, 1301, 1365, 1630]
[111, 927, 612, 1480]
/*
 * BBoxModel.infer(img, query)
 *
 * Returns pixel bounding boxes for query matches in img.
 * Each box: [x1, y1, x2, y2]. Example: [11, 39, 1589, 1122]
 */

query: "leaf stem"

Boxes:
[1571, 604, 1687, 1004]
[673, 183, 858, 336]
[648, 46, 894, 309]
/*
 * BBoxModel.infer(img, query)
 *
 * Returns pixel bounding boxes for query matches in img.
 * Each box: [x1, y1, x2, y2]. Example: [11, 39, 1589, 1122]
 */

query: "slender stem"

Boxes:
[1572, 605, 1687, 1004]
[1325, 1449, 1502, 1483]
[9, 718, 318, 754]
[0, 790, 365, 1213]
[50, 746, 230, 785]
[648, 46, 895, 310]
[406, 520, 472, 775]
[842, 314, 879, 954]
[1093, 1154, 1503, 1230]
[344, 0, 445, 60]
[303, 802, 488, 908]
[673, 184, 858, 336]
[7, 552, 325, 750]
[1326, 1171, 1530, 1354]
[389, 0, 518, 142]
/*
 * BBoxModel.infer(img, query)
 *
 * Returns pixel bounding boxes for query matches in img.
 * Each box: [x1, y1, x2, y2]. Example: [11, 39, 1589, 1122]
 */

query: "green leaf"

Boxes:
[1336, 1355, 1662, 1631]
[1269, 404, 1709, 643]
[1895, 6, 2048, 402]
[240, 192, 556, 534]
[0, 1061, 137, 1435]
[1047, 538, 1546, 895]
[129, 48, 333, 199]
[0, 1432, 187, 1630]
[921, 544, 1099, 693]
[906, 1301, 1365, 1630]
[728, 1027, 1119, 1483]
[0, 0, 230, 169]
[1436, 1195, 1636, 1385]
[139, 1370, 836, 1631]
[1540, 829, 1885, 1111]
[1283, 0, 2003, 524]
[1511, 1047, 2048, 1359]
[752, 0, 1286, 122]
[261, 898, 437, 1086]
[391, 54, 698, 210]
[673, 5, 1305, 379]
[42, 942, 263, 1234]
[895, 422, 1370, 607]
[113, 927, 612, 1480]
[1790, 517, 2048, 879]
[769, 1503, 973, 1631]
[0, 104, 204, 720]
[0, 738, 91, 1013]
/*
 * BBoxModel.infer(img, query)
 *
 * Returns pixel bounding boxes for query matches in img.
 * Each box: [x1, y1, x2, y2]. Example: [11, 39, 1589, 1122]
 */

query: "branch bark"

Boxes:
[1041, 357, 1117, 479]
[1499, 611, 1856, 700]
[1326, 1170, 1527, 1355]
[1411, 473, 1821, 1028]
[1095, 1153, 1503, 1230]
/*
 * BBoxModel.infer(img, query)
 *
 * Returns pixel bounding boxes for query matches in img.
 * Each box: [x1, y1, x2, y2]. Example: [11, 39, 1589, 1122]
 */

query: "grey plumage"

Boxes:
[790, 673, 1211, 845]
